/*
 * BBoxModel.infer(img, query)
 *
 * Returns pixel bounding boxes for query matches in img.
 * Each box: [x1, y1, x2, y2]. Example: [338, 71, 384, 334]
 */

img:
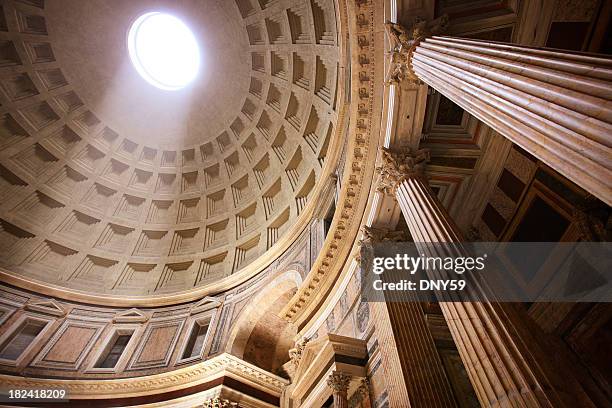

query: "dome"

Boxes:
[0, 0, 340, 298]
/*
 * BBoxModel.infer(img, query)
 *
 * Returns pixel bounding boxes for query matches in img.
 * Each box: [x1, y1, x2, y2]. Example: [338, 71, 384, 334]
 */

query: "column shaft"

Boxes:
[332, 391, 349, 408]
[394, 175, 597, 407]
[410, 36, 612, 205]
[386, 299, 458, 407]
[372, 299, 458, 407]
[364, 226, 457, 407]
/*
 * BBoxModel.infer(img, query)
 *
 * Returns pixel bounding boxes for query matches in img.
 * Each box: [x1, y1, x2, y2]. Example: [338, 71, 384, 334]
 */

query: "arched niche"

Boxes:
[226, 270, 302, 375]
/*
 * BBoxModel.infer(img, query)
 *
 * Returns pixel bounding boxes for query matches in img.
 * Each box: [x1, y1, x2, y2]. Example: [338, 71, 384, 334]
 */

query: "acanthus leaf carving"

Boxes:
[357, 226, 408, 264]
[376, 147, 430, 195]
[360, 226, 408, 246]
[288, 337, 309, 368]
[384, 15, 449, 85]
[203, 397, 238, 408]
[327, 372, 351, 393]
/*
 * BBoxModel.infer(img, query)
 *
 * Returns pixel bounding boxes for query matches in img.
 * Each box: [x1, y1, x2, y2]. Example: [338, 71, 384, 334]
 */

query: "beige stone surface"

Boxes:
[0, 0, 341, 297]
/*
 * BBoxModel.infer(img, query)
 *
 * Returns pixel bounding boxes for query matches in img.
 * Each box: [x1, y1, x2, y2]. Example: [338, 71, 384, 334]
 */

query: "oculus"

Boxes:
[127, 12, 200, 90]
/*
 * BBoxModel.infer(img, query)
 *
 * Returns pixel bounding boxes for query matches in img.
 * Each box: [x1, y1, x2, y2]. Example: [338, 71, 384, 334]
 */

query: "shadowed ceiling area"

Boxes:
[0, 0, 340, 296]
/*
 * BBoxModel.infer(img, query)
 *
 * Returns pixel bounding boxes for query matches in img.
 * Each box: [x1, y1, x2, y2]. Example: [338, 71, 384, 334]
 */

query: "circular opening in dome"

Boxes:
[128, 12, 200, 91]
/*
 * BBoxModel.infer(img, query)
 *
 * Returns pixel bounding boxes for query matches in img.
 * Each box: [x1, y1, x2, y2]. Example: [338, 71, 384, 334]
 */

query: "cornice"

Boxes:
[0, 353, 288, 399]
[292, 334, 367, 398]
[280, 0, 384, 328]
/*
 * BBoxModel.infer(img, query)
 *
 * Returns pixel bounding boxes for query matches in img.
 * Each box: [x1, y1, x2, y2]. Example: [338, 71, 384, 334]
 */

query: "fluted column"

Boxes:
[386, 21, 612, 205]
[412, 36, 612, 205]
[378, 147, 599, 407]
[362, 226, 458, 407]
[327, 372, 351, 408]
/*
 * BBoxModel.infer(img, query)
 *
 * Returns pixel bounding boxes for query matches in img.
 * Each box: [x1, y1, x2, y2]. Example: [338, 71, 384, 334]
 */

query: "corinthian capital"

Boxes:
[327, 372, 351, 393]
[203, 397, 238, 408]
[360, 226, 407, 246]
[385, 15, 449, 51]
[376, 147, 429, 195]
[385, 15, 449, 85]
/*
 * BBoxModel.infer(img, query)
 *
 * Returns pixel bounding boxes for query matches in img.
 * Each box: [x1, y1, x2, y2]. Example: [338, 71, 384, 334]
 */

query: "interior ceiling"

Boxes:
[0, 0, 340, 296]
[46, 0, 251, 148]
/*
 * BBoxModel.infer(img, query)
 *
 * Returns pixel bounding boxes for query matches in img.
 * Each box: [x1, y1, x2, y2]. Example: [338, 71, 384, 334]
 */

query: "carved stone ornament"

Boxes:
[376, 147, 430, 195]
[288, 337, 309, 367]
[348, 378, 371, 407]
[327, 372, 352, 393]
[357, 226, 408, 264]
[360, 226, 407, 246]
[203, 397, 238, 408]
[356, 377, 370, 396]
[384, 15, 449, 85]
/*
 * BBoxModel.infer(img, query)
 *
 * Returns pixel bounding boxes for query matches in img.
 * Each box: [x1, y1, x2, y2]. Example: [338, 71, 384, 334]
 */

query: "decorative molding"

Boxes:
[292, 334, 367, 399]
[288, 337, 309, 368]
[191, 296, 223, 315]
[348, 378, 371, 407]
[360, 226, 408, 245]
[356, 226, 408, 264]
[31, 319, 104, 371]
[24, 298, 66, 317]
[0, 353, 288, 399]
[357, 377, 370, 397]
[127, 319, 184, 370]
[0, 312, 56, 368]
[113, 308, 148, 323]
[281, 0, 378, 326]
